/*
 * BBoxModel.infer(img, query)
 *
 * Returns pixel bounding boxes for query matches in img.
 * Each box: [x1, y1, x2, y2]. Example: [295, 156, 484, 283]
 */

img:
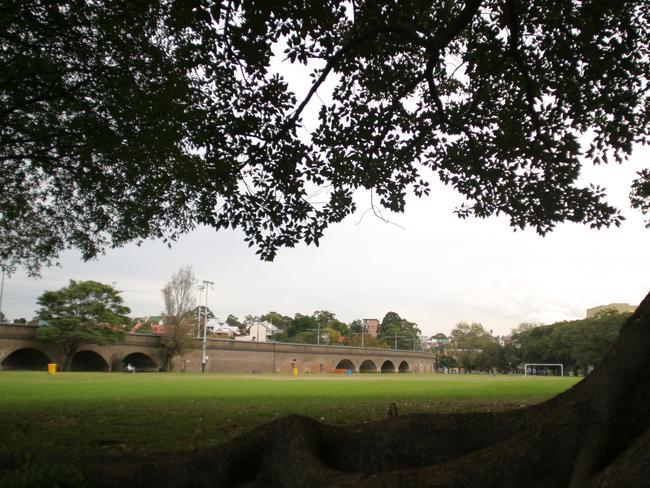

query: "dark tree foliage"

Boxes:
[512, 310, 630, 373]
[436, 314, 629, 372]
[378, 311, 422, 349]
[3, 1, 650, 275]
[259, 311, 293, 332]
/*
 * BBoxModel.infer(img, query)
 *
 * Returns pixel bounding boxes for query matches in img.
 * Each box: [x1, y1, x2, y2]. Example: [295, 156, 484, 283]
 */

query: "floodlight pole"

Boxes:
[196, 285, 205, 338]
[201, 280, 214, 373]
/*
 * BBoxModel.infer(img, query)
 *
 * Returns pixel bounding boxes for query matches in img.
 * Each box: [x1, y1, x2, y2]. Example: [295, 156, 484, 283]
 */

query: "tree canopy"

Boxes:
[436, 312, 631, 373]
[35, 279, 129, 370]
[510, 309, 630, 373]
[3, 0, 649, 274]
[378, 311, 422, 349]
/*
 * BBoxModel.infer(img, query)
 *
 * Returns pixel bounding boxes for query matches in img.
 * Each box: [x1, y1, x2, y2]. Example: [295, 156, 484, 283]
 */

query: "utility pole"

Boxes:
[196, 285, 205, 338]
[201, 280, 214, 373]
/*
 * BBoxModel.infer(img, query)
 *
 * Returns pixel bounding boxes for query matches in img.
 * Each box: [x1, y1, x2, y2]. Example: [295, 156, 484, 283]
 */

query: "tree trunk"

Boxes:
[84, 292, 650, 487]
[62, 343, 77, 372]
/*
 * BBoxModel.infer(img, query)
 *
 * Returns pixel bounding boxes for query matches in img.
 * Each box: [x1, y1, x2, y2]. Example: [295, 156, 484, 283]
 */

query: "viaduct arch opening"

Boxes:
[381, 360, 396, 373]
[1, 348, 51, 370]
[398, 360, 410, 373]
[335, 359, 355, 372]
[122, 352, 158, 372]
[359, 359, 378, 373]
[71, 350, 109, 371]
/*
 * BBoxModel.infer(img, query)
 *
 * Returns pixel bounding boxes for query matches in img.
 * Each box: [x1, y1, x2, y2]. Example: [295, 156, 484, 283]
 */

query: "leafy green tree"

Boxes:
[380, 312, 403, 330]
[346, 334, 388, 348]
[513, 312, 629, 375]
[36, 280, 129, 370]
[226, 314, 246, 335]
[260, 312, 292, 333]
[12, 318, 27, 324]
[437, 355, 458, 370]
[475, 341, 504, 371]
[450, 322, 494, 349]
[290, 330, 318, 345]
[449, 322, 497, 370]
[322, 327, 341, 345]
[283, 314, 319, 343]
[378, 312, 421, 350]
[348, 319, 364, 335]
[312, 310, 349, 342]
[160, 266, 197, 372]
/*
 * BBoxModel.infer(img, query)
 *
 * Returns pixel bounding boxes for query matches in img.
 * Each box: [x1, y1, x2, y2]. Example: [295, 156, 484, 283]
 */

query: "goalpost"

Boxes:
[524, 363, 564, 377]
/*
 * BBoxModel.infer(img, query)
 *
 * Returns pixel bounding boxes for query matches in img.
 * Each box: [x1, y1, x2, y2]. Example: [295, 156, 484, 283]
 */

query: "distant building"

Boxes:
[362, 319, 379, 338]
[429, 333, 450, 348]
[205, 318, 239, 338]
[237, 321, 278, 343]
[586, 303, 637, 318]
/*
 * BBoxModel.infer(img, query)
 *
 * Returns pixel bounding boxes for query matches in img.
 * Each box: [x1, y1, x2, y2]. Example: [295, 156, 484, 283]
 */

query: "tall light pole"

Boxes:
[196, 285, 205, 338]
[201, 280, 214, 373]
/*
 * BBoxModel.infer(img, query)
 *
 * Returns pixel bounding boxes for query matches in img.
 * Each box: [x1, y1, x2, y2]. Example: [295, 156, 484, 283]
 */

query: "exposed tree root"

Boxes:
[80, 292, 650, 487]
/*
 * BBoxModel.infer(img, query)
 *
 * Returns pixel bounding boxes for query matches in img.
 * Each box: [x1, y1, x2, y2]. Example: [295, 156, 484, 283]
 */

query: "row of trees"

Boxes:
[240, 310, 422, 349]
[438, 311, 631, 375]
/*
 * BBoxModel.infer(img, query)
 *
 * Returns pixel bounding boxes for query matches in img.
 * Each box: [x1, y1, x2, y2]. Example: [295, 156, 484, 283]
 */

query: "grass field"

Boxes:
[0, 371, 579, 459]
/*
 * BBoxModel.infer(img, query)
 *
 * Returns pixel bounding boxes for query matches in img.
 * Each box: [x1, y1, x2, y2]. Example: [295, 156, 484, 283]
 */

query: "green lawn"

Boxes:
[0, 371, 579, 459]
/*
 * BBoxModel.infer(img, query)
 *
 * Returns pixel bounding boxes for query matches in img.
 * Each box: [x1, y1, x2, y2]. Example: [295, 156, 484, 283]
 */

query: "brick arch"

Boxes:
[380, 360, 396, 373]
[398, 360, 410, 373]
[122, 352, 158, 372]
[335, 358, 356, 372]
[71, 350, 110, 371]
[1, 347, 52, 370]
[359, 359, 378, 373]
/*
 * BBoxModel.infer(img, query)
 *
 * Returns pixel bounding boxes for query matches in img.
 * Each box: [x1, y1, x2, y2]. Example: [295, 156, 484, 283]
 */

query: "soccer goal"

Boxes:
[524, 363, 564, 377]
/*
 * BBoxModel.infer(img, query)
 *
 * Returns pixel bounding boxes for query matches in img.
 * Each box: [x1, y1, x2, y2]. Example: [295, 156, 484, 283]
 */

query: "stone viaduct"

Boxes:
[0, 324, 435, 374]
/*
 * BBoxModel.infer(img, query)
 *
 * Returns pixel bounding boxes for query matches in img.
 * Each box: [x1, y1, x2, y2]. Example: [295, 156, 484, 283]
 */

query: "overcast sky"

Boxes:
[2, 142, 648, 337]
